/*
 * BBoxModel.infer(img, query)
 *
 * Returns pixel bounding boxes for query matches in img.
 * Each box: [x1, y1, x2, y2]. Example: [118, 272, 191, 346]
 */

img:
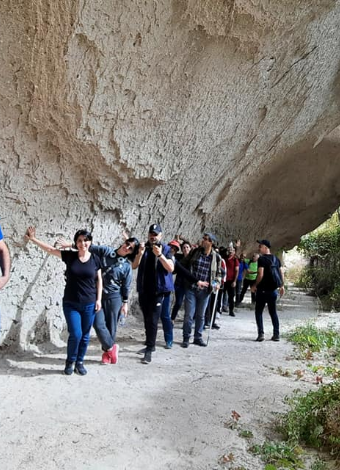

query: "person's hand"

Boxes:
[55, 237, 72, 249]
[138, 242, 145, 256]
[26, 226, 36, 240]
[121, 302, 128, 317]
[279, 286, 285, 297]
[251, 285, 257, 293]
[197, 280, 209, 289]
[95, 300, 102, 312]
[231, 281, 236, 288]
[153, 244, 162, 258]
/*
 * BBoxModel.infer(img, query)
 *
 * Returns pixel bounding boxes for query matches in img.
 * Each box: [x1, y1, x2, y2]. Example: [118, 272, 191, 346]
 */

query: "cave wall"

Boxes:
[1, 0, 340, 349]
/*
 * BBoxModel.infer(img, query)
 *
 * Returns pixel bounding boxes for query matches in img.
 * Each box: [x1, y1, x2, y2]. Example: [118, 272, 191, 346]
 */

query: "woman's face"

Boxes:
[76, 235, 91, 251]
[182, 243, 191, 257]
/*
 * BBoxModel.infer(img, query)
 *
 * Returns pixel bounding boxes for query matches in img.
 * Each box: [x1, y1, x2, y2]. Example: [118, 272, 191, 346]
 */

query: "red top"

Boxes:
[225, 255, 240, 281]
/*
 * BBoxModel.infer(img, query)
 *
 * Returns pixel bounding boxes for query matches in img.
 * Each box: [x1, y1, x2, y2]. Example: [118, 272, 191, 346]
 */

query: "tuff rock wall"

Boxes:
[1, 0, 340, 349]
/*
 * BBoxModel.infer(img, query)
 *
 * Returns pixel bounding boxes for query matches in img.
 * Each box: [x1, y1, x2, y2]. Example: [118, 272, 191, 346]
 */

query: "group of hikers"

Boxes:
[0, 222, 285, 374]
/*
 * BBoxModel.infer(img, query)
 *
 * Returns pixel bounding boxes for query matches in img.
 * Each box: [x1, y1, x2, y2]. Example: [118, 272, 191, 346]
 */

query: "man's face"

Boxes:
[258, 244, 267, 254]
[202, 235, 212, 251]
[228, 248, 235, 257]
[169, 246, 178, 256]
[148, 231, 162, 244]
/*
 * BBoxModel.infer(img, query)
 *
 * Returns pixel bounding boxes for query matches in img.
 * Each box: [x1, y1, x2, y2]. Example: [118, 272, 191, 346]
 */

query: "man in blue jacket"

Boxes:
[136, 224, 174, 364]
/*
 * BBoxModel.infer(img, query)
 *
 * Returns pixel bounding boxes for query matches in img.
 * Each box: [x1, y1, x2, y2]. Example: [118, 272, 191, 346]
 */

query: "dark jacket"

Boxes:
[137, 242, 174, 295]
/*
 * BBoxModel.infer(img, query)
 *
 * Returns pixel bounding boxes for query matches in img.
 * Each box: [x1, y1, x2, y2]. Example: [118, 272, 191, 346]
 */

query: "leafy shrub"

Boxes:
[280, 381, 340, 458]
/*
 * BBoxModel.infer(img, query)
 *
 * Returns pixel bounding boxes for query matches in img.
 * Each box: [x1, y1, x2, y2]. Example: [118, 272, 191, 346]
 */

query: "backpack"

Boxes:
[269, 255, 283, 289]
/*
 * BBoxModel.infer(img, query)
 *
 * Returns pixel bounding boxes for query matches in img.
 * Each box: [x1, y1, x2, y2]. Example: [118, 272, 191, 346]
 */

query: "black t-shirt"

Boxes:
[61, 251, 101, 304]
[257, 254, 282, 292]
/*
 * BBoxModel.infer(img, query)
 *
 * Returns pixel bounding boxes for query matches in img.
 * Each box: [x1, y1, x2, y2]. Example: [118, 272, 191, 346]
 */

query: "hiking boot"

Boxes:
[271, 335, 280, 342]
[181, 339, 189, 348]
[137, 346, 155, 355]
[110, 344, 119, 364]
[229, 312, 235, 317]
[141, 349, 152, 364]
[101, 351, 111, 365]
[193, 338, 207, 347]
[165, 341, 173, 349]
[212, 323, 220, 330]
[64, 361, 74, 375]
[256, 334, 265, 342]
[75, 362, 87, 375]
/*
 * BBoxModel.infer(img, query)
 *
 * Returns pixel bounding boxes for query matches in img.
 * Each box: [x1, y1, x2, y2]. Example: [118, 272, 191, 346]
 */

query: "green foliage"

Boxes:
[297, 210, 340, 310]
[250, 441, 304, 468]
[285, 323, 340, 359]
[279, 381, 340, 458]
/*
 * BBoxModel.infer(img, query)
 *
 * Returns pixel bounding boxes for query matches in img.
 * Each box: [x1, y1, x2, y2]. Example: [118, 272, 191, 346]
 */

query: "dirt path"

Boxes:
[0, 288, 334, 470]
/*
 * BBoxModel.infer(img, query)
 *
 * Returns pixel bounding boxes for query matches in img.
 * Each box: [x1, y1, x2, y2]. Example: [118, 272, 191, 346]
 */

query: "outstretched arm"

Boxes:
[25, 227, 62, 259]
[0, 240, 10, 290]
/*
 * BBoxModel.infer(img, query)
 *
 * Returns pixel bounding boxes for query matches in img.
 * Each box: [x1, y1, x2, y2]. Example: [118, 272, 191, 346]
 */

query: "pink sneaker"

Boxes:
[101, 351, 111, 364]
[110, 344, 119, 364]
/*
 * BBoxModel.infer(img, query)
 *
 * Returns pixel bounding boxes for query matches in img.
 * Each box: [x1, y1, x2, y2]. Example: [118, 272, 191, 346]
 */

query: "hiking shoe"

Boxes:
[137, 346, 155, 355]
[64, 361, 74, 375]
[256, 334, 265, 342]
[229, 312, 235, 317]
[165, 341, 173, 349]
[75, 362, 87, 375]
[101, 351, 111, 364]
[193, 338, 207, 347]
[141, 349, 152, 364]
[271, 335, 280, 342]
[110, 344, 119, 364]
[212, 323, 220, 330]
[181, 340, 189, 348]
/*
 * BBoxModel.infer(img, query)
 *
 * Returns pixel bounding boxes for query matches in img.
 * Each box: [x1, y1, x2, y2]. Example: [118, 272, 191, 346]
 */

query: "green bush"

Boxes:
[280, 381, 340, 458]
[297, 211, 340, 310]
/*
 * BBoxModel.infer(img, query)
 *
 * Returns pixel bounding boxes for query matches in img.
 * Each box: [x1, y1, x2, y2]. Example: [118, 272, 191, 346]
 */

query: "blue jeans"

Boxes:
[93, 296, 122, 351]
[255, 290, 279, 336]
[161, 293, 173, 344]
[171, 284, 186, 320]
[183, 287, 210, 340]
[63, 301, 96, 363]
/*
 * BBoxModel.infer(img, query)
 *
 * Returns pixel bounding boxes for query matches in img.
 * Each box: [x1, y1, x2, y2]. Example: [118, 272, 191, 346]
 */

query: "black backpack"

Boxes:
[268, 255, 283, 289]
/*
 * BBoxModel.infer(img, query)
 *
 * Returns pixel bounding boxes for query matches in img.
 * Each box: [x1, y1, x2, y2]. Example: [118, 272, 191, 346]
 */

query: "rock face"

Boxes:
[1, 0, 340, 348]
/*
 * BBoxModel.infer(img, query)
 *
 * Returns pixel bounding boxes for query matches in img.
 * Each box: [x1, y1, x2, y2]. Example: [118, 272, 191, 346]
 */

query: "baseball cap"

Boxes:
[149, 223, 162, 234]
[257, 239, 271, 248]
[204, 232, 217, 244]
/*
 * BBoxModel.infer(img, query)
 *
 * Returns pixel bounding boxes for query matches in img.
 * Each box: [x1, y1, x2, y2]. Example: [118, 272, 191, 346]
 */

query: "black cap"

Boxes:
[257, 239, 271, 248]
[149, 223, 162, 235]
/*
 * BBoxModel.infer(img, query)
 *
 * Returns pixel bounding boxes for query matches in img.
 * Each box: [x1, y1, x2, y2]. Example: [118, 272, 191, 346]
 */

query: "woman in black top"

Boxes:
[25, 227, 102, 376]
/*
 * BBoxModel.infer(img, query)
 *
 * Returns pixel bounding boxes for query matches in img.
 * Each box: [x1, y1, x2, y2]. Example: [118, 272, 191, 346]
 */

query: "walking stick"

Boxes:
[206, 281, 219, 346]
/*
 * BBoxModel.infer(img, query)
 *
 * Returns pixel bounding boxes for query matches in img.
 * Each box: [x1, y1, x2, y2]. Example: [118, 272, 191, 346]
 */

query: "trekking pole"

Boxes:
[207, 281, 219, 346]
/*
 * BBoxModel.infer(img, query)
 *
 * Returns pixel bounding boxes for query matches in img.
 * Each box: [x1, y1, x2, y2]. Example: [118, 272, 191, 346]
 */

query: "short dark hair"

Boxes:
[73, 229, 93, 244]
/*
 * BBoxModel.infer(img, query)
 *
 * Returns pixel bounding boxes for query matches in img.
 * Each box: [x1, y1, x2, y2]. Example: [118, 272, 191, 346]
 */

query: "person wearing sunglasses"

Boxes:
[57, 236, 140, 365]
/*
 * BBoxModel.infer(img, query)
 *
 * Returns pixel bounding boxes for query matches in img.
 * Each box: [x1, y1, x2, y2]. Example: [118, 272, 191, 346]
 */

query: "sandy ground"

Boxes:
[0, 287, 337, 470]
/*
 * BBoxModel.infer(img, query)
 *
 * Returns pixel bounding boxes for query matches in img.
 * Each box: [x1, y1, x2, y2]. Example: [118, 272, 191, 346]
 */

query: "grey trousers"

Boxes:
[93, 296, 122, 351]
